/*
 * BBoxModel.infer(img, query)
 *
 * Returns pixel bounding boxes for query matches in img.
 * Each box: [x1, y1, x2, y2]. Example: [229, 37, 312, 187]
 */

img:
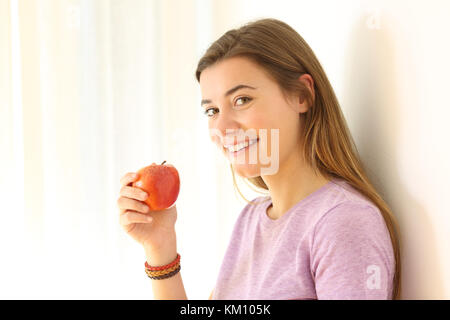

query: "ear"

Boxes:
[295, 74, 315, 114]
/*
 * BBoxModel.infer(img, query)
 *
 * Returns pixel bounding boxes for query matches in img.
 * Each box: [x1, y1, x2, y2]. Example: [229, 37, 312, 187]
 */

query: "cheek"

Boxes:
[247, 113, 272, 133]
[253, 100, 290, 132]
[266, 115, 301, 158]
[248, 111, 285, 155]
[207, 124, 222, 146]
[279, 121, 302, 162]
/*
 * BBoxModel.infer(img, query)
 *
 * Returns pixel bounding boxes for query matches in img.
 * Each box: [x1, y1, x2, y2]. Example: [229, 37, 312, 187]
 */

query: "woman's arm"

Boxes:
[145, 238, 188, 300]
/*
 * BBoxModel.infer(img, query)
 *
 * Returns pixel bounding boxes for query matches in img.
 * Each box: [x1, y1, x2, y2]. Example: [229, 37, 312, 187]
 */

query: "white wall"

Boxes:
[229, 0, 450, 299]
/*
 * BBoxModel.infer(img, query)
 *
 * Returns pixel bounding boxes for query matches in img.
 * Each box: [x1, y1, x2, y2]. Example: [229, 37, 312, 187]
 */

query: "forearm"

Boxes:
[144, 237, 188, 300]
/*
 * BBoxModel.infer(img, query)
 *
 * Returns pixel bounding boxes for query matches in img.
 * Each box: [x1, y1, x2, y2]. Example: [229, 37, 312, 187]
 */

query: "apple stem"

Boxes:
[161, 160, 166, 165]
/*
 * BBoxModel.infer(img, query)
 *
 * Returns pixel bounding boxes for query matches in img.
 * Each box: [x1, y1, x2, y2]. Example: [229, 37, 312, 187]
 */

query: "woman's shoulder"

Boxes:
[321, 178, 380, 213]
[308, 179, 386, 234]
[313, 188, 388, 245]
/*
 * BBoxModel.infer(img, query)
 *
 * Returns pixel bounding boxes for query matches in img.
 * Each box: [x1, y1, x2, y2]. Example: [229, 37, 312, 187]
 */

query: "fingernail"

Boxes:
[146, 216, 153, 222]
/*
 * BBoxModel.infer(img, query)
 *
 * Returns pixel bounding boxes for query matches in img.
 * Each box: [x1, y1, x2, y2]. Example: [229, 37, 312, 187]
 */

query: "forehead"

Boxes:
[199, 56, 270, 96]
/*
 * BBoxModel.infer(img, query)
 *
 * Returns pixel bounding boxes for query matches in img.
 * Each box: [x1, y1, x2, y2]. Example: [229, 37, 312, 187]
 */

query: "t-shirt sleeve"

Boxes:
[310, 201, 395, 299]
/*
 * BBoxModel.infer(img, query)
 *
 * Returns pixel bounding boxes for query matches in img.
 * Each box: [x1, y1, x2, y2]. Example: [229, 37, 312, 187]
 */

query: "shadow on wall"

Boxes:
[341, 14, 444, 299]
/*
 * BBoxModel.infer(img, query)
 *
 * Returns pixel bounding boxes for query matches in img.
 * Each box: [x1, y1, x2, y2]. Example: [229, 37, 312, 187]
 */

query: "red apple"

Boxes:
[132, 161, 180, 211]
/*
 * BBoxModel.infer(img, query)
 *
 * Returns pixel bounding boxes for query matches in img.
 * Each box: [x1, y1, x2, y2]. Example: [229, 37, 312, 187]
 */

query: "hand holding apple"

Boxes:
[117, 161, 180, 251]
[132, 161, 180, 211]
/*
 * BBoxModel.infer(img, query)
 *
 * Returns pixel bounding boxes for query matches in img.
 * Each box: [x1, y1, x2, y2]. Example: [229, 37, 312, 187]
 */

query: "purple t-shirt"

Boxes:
[212, 178, 395, 300]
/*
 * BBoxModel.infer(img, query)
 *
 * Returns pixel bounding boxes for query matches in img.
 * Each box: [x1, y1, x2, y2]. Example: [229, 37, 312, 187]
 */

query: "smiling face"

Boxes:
[199, 56, 306, 178]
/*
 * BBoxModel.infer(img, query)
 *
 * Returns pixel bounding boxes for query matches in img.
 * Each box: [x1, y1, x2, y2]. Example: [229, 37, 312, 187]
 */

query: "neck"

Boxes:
[261, 148, 329, 220]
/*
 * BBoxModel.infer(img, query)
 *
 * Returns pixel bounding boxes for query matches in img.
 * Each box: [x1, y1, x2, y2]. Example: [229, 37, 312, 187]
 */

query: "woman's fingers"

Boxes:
[120, 210, 153, 226]
[120, 172, 139, 187]
[120, 185, 148, 201]
[118, 172, 149, 214]
[117, 196, 150, 214]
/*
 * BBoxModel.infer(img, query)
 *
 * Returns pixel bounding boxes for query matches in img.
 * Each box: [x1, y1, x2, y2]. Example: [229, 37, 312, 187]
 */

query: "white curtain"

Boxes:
[0, 0, 259, 299]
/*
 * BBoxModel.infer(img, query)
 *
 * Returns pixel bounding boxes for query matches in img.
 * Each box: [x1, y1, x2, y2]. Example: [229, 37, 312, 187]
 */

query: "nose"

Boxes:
[208, 108, 241, 146]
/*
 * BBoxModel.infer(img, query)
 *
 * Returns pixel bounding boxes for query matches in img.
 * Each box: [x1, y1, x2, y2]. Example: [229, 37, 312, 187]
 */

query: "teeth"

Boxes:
[225, 139, 257, 152]
[229, 142, 248, 152]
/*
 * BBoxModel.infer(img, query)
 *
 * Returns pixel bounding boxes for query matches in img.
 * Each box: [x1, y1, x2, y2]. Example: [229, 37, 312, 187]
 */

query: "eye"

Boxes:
[204, 107, 218, 117]
[235, 96, 252, 106]
[203, 97, 252, 118]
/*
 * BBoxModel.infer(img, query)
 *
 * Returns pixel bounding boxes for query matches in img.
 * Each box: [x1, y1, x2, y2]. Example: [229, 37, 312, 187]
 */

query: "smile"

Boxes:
[224, 138, 259, 156]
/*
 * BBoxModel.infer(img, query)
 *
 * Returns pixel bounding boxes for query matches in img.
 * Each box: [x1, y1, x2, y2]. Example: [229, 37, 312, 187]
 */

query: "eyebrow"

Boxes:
[201, 84, 257, 107]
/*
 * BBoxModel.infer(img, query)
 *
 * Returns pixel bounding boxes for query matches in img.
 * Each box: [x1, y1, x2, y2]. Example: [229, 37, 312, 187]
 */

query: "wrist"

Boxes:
[145, 249, 178, 267]
[144, 238, 177, 267]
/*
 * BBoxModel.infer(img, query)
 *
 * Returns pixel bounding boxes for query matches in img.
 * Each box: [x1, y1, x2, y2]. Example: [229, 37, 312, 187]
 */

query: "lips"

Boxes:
[223, 137, 259, 148]
[224, 137, 259, 155]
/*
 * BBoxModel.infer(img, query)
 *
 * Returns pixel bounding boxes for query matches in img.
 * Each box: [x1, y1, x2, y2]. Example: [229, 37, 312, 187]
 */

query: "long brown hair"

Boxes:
[195, 18, 401, 299]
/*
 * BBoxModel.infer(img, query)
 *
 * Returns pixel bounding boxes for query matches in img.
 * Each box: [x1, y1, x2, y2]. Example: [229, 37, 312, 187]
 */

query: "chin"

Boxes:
[231, 163, 262, 179]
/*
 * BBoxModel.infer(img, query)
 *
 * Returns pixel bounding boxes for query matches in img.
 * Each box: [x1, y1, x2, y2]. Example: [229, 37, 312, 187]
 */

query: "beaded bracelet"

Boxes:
[145, 253, 181, 280]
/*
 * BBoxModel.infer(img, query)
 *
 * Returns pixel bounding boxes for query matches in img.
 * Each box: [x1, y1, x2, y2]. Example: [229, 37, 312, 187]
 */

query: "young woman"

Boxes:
[117, 18, 401, 300]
